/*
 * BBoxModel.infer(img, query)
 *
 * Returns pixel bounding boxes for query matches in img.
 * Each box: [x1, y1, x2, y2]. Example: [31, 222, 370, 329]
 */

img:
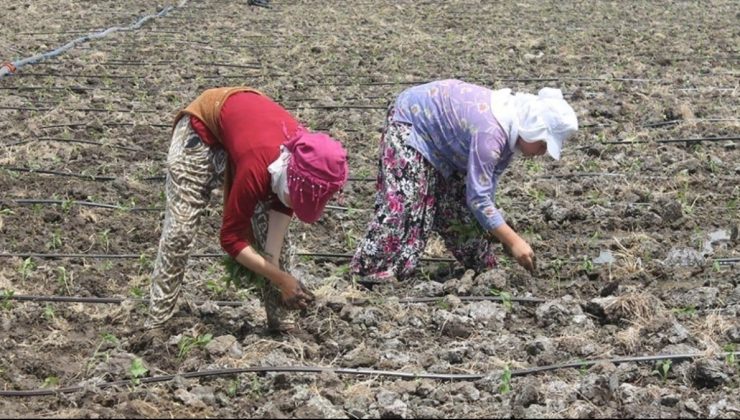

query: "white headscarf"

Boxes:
[268, 145, 292, 207]
[490, 87, 578, 160]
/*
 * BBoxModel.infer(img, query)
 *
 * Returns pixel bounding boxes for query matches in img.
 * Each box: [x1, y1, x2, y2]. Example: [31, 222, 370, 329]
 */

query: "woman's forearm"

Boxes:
[489, 222, 522, 248]
[264, 210, 292, 265]
[234, 246, 288, 288]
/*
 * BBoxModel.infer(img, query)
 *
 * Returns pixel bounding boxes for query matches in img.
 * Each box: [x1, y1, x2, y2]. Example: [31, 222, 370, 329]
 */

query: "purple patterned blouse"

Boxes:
[392, 79, 514, 231]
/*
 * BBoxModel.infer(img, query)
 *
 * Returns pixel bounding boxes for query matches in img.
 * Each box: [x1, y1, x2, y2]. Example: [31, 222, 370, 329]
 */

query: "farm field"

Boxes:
[0, 0, 738, 418]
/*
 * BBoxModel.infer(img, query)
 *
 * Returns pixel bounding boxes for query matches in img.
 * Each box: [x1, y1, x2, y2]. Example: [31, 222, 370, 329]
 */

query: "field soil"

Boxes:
[1, 0, 738, 418]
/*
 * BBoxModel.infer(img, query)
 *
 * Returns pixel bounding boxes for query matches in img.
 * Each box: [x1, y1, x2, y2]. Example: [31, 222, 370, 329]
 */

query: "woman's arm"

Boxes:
[489, 223, 536, 273]
[263, 209, 292, 265]
[234, 245, 313, 309]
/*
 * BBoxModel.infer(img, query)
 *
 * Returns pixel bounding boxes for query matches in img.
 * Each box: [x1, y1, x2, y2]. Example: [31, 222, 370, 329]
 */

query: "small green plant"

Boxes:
[99, 229, 111, 252]
[653, 359, 672, 382]
[47, 229, 63, 250]
[177, 333, 213, 359]
[55, 267, 71, 293]
[138, 254, 153, 274]
[42, 376, 59, 388]
[550, 258, 565, 279]
[528, 187, 546, 204]
[42, 305, 55, 321]
[206, 279, 227, 295]
[671, 305, 696, 317]
[129, 358, 148, 385]
[712, 260, 722, 272]
[31, 203, 43, 216]
[227, 378, 241, 398]
[435, 298, 451, 311]
[332, 264, 350, 277]
[221, 256, 266, 291]
[19, 257, 36, 281]
[499, 364, 512, 394]
[581, 257, 594, 274]
[129, 285, 145, 299]
[579, 360, 589, 376]
[524, 159, 542, 174]
[61, 199, 75, 213]
[1, 290, 14, 310]
[249, 375, 263, 397]
[724, 344, 737, 367]
[490, 288, 513, 312]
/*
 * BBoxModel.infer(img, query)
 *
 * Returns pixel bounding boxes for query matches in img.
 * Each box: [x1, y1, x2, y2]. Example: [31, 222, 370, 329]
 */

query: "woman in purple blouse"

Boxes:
[351, 79, 578, 281]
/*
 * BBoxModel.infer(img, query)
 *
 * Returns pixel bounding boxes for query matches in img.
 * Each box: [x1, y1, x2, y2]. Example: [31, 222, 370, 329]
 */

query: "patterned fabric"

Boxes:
[147, 117, 293, 326]
[393, 79, 515, 231]
[350, 108, 497, 281]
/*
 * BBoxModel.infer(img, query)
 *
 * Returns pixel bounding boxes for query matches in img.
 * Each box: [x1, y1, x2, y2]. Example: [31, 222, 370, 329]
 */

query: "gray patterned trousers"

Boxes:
[147, 117, 294, 328]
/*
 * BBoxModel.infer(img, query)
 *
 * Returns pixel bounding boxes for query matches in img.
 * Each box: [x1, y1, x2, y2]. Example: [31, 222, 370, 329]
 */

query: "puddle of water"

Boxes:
[592, 250, 615, 265]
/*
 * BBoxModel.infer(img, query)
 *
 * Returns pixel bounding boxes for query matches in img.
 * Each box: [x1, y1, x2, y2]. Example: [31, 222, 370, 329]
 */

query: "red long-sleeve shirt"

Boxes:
[189, 92, 297, 257]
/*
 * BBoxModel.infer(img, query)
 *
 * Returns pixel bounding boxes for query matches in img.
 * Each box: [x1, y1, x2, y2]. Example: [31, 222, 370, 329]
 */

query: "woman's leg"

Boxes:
[147, 117, 219, 326]
[351, 109, 438, 281]
[432, 174, 497, 272]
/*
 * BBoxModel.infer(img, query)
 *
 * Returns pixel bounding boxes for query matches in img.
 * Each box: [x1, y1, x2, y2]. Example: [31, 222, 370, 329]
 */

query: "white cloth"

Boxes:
[268, 145, 292, 207]
[490, 87, 578, 160]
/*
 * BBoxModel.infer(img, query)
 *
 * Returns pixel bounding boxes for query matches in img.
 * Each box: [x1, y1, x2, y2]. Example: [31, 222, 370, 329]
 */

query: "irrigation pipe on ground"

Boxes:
[0, 1, 190, 79]
[1, 352, 737, 397]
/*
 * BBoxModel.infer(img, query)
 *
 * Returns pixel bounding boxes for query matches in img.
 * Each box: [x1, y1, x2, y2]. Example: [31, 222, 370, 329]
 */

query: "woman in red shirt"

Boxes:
[147, 87, 348, 330]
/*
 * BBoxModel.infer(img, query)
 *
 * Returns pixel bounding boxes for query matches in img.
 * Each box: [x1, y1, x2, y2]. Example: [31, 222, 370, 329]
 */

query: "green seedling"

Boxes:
[129, 286, 145, 299]
[581, 257, 594, 274]
[19, 258, 36, 281]
[227, 378, 241, 398]
[55, 267, 70, 292]
[99, 229, 111, 252]
[42, 305, 55, 321]
[652, 359, 672, 383]
[712, 260, 722, 272]
[528, 188, 546, 204]
[671, 305, 696, 317]
[490, 288, 512, 312]
[579, 360, 589, 376]
[206, 279, 226, 296]
[221, 255, 266, 291]
[1, 290, 14, 310]
[435, 298, 451, 311]
[42, 376, 59, 388]
[47, 229, 63, 250]
[60, 199, 75, 213]
[138, 254, 153, 274]
[332, 264, 350, 278]
[499, 364, 512, 394]
[550, 258, 565, 279]
[129, 358, 148, 385]
[524, 159, 542, 174]
[177, 333, 213, 359]
[724, 344, 737, 367]
[249, 376, 263, 397]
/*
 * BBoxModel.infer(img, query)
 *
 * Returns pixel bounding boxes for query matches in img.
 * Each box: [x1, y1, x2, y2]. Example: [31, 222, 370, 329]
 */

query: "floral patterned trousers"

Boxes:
[350, 108, 497, 281]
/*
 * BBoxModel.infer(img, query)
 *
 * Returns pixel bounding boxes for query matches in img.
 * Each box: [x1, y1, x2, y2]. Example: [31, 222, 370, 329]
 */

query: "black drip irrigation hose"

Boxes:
[1, 352, 737, 397]
[604, 136, 740, 145]
[0, 1, 190, 79]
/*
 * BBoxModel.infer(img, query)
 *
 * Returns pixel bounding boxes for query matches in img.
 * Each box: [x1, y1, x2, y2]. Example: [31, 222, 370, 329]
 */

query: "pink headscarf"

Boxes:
[284, 129, 348, 223]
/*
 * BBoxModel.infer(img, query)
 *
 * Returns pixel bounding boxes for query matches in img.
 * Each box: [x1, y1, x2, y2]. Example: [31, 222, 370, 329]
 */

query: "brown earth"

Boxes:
[0, 0, 738, 418]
